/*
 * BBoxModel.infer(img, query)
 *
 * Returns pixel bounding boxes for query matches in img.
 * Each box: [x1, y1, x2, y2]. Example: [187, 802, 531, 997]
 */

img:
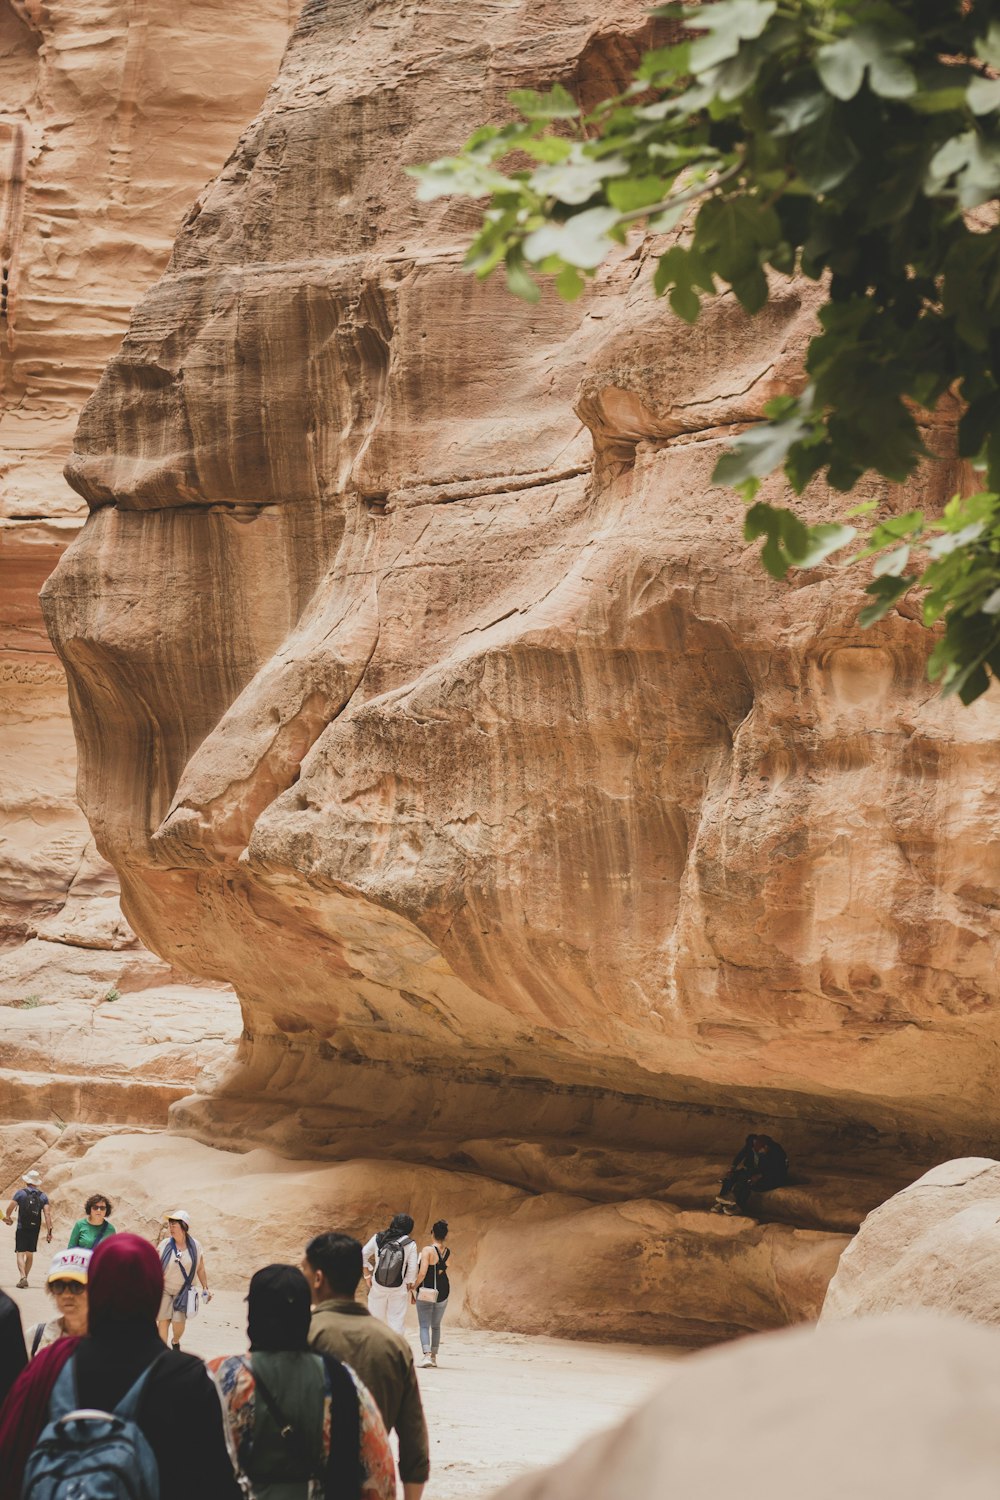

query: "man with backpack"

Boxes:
[4, 1169, 53, 1287]
[362, 1214, 418, 1333]
[305, 1232, 429, 1500]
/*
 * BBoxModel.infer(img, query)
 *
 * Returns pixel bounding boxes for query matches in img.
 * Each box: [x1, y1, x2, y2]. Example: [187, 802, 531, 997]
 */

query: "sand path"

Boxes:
[8, 1283, 685, 1496]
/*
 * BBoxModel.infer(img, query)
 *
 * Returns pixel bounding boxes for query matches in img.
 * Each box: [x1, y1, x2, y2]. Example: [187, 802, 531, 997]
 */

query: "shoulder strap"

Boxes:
[175, 1238, 198, 1295]
[48, 1357, 77, 1422]
[30, 1322, 45, 1357]
[241, 1356, 323, 1479]
[114, 1351, 164, 1421]
[319, 1355, 362, 1500]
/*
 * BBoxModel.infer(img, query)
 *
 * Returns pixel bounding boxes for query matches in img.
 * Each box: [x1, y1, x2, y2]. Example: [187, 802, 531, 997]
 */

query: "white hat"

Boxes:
[23, 1170, 42, 1185]
[165, 1208, 190, 1227]
[46, 1248, 91, 1285]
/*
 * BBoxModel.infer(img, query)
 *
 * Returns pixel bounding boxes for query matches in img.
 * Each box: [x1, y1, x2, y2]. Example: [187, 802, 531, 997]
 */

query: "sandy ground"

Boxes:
[7, 1281, 685, 1497]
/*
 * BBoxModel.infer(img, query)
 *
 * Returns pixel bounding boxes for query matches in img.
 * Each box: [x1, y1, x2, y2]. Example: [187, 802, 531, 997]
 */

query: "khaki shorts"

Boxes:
[158, 1291, 186, 1326]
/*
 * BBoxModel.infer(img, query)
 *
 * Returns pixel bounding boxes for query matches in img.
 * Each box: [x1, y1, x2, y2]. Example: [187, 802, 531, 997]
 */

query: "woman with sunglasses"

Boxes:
[67, 1192, 117, 1250]
[25, 1247, 90, 1357]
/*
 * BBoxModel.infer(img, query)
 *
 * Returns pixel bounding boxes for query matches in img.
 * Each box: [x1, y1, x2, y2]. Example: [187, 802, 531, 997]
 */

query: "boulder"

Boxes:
[821, 1157, 1000, 1325]
[493, 1314, 1000, 1500]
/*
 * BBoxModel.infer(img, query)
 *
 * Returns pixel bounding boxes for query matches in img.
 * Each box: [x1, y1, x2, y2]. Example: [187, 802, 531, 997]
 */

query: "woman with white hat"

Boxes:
[156, 1208, 211, 1349]
[25, 1247, 90, 1357]
[3, 1169, 53, 1288]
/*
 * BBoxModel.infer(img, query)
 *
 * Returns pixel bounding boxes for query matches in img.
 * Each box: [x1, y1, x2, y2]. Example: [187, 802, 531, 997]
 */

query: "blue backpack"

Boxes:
[21, 1353, 161, 1499]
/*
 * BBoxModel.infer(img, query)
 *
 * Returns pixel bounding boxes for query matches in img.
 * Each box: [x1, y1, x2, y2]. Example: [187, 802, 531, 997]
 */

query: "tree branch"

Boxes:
[613, 160, 743, 226]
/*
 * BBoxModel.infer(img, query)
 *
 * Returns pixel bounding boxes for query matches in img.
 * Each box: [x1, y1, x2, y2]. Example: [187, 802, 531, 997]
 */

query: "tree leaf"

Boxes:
[816, 28, 916, 103]
[793, 101, 860, 192]
[713, 407, 813, 488]
[927, 132, 1000, 210]
[858, 573, 914, 627]
[532, 151, 631, 206]
[607, 176, 672, 212]
[794, 522, 857, 568]
[688, 0, 777, 72]
[508, 85, 580, 121]
[872, 543, 911, 576]
[505, 253, 541, 303]
[967, 75, 1000, 116]
[523, 206, 620, 269]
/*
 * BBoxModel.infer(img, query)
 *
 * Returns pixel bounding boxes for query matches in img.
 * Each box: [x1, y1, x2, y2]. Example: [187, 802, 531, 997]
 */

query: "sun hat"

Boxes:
[46, 1248, 91, 1285]
[165, 1208, 190, 1227]
[22, 1170, 42, 1185]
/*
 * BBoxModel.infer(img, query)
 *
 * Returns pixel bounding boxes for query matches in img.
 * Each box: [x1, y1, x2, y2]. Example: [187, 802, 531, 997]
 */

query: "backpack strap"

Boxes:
[113, 1352, 164, 1421]
[240, 1356, 323, 1480]
[320, 1355, 362, 1500]
[30, 1321, 46, 1357]
[48, 1357, 77, 1422]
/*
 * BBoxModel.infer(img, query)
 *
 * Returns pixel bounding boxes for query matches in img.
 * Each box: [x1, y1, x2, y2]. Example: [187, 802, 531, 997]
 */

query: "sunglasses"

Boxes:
[92, 1205, 108, 1212]
[49, 1280, 86, 1296]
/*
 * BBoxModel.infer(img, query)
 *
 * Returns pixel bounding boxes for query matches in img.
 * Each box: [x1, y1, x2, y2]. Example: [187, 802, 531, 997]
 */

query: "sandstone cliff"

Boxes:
[44, 0, 1000, 1176]
[0, 0, 297, 947]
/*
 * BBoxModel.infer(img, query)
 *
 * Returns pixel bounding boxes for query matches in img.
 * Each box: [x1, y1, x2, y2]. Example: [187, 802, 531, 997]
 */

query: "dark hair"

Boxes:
[305, 1233, 363, 1297]
[85, 1192, 113, 1216]
[432, 1220, 449, 1241]
[247, 1264, 312, 1351]
[375, 1212, 414, 1251]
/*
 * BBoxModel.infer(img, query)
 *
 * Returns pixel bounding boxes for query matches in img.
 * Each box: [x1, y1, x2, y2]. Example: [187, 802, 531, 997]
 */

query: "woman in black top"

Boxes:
[413, 1219, 451, 1369]
[0, 1231, 240, 1499]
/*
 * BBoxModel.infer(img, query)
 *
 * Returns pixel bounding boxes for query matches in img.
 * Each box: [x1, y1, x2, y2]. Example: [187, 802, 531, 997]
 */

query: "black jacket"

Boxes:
[72, 1324, 240, 1500]
[731, 1135, 789, 1188]
[0, 1290, 26, 1407]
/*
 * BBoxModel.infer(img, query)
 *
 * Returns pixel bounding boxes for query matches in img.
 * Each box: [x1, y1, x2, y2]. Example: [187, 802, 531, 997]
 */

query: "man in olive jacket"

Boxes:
[304, 1232, 429, 1499]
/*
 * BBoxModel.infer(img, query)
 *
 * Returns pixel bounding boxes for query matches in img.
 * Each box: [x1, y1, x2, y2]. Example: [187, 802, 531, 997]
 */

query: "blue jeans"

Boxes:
[416, 1296, 448, 1352]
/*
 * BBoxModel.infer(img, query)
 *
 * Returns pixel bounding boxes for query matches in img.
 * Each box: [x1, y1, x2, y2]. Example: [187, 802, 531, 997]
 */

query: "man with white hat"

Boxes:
[25, 1247, 90, 1356]
[3, 1169, 53, 1288]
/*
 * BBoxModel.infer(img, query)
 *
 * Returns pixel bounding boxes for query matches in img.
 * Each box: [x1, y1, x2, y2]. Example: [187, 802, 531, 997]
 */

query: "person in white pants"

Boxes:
[362, 1213, 418, 1334]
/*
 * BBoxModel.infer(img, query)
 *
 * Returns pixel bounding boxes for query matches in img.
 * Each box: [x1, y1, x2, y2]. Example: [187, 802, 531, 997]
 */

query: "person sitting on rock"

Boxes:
[713, 1134, 789, 1216]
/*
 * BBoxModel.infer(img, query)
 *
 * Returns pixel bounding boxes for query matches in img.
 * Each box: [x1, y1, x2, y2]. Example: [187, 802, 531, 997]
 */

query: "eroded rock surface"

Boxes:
[42, 0, 1000, 1174]
[0, 0, 297, 941]
[821, 1158, 1000, 1326]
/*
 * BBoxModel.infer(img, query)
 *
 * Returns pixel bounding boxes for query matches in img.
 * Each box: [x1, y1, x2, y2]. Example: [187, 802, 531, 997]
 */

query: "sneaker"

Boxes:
[721, 1203, 742, 1215]
[419, 1355, 433, 1368]
[430, 1353, 438, 1367]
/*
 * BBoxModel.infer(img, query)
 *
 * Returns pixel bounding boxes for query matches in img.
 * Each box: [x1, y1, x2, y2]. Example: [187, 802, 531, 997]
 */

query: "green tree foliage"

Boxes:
[410, 2, 1000, 703]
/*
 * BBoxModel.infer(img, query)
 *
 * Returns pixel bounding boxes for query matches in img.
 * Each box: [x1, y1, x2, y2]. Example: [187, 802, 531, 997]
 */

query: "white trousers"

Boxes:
[367, 1282, 409, 1333]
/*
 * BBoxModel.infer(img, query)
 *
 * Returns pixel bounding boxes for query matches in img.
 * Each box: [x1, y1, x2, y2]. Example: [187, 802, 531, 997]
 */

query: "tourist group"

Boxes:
[0, 1171, 451, 1500]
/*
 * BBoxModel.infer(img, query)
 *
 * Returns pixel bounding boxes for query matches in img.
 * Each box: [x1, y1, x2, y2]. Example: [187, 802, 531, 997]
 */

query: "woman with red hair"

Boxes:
[0, 1232, 239, 1498]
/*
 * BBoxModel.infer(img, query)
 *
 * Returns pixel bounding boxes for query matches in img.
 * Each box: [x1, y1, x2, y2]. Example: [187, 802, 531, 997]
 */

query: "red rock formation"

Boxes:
[44, 0, 1000, 1173]
[0, 0, 297, 943]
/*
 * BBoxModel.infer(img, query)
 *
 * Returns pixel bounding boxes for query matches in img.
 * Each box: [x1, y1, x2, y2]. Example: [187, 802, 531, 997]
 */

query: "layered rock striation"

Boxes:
[0, 0, 297, 944]
[45, 0, 1000, 1164]
[19, 0, 1000, 1340]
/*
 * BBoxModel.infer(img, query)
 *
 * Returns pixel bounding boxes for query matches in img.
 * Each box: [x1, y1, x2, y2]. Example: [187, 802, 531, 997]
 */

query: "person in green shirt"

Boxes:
[67, 1192, 116, 1250]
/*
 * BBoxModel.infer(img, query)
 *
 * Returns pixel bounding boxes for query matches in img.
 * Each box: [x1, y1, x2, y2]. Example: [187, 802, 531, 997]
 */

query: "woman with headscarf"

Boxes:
[361, 1214, 417, 1333]
[0, 1232, 240, 1499]
[209, 1264, 396, 1500]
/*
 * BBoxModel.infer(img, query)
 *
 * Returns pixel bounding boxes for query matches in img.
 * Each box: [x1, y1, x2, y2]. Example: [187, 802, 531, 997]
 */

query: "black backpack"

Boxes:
[20, 1189, 43, 1231]
[374, 1236, 411, 1288]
